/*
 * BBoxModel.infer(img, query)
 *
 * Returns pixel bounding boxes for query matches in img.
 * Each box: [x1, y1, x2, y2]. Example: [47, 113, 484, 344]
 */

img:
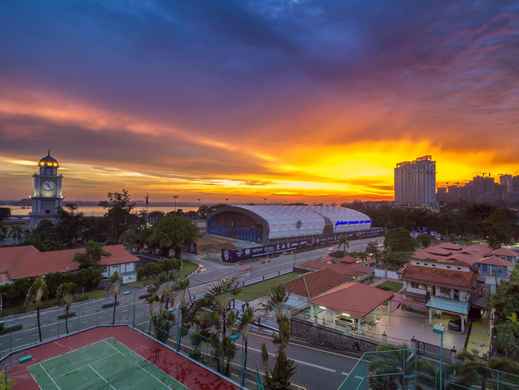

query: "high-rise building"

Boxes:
[500, 174, 513, 193]
[394, 155, 436, 207]
[31, 150, 63, 227]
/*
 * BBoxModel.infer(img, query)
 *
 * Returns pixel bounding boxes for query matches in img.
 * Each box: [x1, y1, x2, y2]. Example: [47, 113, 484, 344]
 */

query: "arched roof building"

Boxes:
[207, 205, 371, 243]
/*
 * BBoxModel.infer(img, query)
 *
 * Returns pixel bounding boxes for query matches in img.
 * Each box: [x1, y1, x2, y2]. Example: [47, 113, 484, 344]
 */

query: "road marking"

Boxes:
[88, 364, 117, 390]
[250, 333, 361, 360]
[39, 363, 62, 390]
[236, 344, 337, 373]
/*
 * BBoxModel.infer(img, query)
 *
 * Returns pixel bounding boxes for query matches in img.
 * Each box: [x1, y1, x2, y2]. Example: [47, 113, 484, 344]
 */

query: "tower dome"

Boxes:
[38, 150, 59, 168]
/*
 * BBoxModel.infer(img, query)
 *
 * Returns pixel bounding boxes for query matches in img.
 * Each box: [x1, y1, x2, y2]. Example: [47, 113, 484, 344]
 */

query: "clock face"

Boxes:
[42, 180, 56, 195]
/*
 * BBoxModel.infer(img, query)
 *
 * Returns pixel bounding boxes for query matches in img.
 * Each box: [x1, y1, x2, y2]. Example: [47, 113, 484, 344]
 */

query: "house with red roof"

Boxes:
[401, 241, 517, 332]
[309, 282, 393, 334]
[295, 255, 372, 281]
[0, 244, 139, 285]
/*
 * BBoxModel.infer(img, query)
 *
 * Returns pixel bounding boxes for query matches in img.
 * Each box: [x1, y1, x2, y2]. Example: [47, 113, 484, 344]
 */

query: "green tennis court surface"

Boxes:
[28, 338, 187, 389]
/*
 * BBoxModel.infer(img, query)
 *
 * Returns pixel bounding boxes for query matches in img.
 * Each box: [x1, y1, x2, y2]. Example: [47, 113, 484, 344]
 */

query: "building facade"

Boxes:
[394, 155, 436, 207]
[31, 151, 63, 227]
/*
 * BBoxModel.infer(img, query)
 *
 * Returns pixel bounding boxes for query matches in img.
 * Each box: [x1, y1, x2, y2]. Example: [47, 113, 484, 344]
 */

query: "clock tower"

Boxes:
[31, 150, 63, 227]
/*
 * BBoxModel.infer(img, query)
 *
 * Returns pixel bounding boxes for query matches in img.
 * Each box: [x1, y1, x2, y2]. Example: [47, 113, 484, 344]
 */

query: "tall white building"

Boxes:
[394, 155, 436, 207]
[31, 151, 63, 227]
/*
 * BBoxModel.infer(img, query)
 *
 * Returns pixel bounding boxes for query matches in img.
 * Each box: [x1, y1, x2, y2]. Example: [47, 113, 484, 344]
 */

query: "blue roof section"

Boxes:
[426, 296, 469, 316]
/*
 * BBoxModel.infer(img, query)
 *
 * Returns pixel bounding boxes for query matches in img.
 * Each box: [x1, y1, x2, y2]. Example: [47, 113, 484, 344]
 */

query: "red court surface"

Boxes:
[6, 326, 237, 390]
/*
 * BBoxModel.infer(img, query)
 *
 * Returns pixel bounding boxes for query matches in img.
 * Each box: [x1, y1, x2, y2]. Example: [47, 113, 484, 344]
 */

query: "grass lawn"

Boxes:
[377, 281, 403, 292]
[236, 272, 301, 302]
[466, 319, 490, 356]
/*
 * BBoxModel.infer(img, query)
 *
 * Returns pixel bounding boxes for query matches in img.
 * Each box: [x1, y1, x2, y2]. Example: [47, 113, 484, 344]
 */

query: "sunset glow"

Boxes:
[1, 1, 519, 202]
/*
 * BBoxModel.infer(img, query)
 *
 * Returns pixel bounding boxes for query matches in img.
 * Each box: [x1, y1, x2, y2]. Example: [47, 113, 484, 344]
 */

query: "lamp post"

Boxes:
[433, 323, 445, 390]
[173, 195, 179, 212]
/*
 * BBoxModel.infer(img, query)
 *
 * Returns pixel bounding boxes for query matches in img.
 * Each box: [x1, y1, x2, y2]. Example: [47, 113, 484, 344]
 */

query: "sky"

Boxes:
[1, 0, 519, 203]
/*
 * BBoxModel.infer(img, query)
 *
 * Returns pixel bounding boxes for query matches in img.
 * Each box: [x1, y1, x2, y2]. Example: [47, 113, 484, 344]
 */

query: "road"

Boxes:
[0, 239, 378, 388]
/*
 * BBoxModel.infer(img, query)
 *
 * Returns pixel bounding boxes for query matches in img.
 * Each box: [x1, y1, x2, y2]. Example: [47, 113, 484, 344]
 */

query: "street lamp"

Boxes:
[433, 323, 445, 390]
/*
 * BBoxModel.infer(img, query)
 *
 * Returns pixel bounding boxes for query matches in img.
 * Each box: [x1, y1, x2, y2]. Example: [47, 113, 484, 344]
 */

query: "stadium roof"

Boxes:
[209, 205, 371, 241]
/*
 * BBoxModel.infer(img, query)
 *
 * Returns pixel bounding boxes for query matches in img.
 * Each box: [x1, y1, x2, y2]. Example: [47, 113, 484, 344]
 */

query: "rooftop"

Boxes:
[0, 244, 138, 281]
[401, 264, 476, 290]
[311, 282, 393, 319]
[285, 268, 348, 299]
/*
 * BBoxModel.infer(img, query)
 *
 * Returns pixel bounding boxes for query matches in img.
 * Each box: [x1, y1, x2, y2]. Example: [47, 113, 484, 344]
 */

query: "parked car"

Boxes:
[448, 318, 462, 332]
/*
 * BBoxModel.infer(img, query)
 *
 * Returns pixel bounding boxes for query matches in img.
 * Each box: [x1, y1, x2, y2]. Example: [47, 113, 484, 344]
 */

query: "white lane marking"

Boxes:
[236, 344, 337, 373]
[88, 364, 117, 390]
[39, 363, 62, 390]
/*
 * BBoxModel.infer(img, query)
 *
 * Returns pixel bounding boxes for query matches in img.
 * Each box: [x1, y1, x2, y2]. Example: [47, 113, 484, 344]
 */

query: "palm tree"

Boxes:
[25, 276, 48, 342]
[145, 279, 160, 333]
[174, 277, 190, 349]
[239, 305, 255, 387]
[264, 285, 289, 321]
[56, 282, 76, 334]
[450, 351, 492, 389]
[109, 272, 122, 326]
[337, 235, 349, 254]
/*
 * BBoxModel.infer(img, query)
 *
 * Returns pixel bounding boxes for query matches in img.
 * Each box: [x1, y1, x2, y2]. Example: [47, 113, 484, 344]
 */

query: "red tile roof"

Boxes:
[286, 269, 347, 299]
[311, 282, 393, 319]
[298, 257, 371, 279]
[0, 245, 138, 281]
[491, 247, 518, 257]
[401, 264, 476, 290]
[478, 255, 511, 267]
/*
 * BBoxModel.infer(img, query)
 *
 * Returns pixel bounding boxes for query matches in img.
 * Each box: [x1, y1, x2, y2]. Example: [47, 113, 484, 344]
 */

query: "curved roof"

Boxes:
[310, 206, 371, 233]
[237, 205, 325, 239]
[39, 150, 59, 167]
[209, 205, 372, 240]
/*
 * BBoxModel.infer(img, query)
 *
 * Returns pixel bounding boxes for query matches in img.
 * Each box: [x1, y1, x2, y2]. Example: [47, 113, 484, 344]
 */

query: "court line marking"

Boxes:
[103, 339, 125, 357]
[56, 352, 122, 379]
[88, 363, 117, 390]
[124, 347, 181, 389]
[39, 363, 62, 390]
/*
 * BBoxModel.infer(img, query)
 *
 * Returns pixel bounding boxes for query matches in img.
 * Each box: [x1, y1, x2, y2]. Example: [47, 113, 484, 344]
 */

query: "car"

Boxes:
[122, 290, 132, 295]
[196, 265, 207, 273]
[448, 318, 462, 332]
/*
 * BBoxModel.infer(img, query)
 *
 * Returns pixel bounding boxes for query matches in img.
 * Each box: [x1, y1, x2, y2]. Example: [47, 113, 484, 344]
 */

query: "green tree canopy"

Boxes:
[384, 228, 416, 253]
[99, 189, 136, 243]
[147, 214, 198, 259]
[73, 241, 110, 269]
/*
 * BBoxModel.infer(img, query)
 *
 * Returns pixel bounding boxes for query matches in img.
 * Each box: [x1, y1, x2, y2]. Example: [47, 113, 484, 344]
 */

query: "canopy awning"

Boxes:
[426, 296, 469, 316]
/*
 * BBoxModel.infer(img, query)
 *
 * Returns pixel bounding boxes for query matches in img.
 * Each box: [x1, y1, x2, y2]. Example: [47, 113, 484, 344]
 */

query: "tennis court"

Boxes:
[28, 337, 186, 390]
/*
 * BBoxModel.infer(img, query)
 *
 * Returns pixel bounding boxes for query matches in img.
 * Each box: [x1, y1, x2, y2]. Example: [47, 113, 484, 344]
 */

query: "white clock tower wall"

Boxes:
[30, 151, 64, 228]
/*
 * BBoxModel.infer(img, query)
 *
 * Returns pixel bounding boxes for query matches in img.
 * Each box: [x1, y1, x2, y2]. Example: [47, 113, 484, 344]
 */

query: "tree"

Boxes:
[25, 276, 48, 342]
[337, 235, 349, 254]
[109, 272, 122, 326]
[184, 278, 240, 375]
[416, 234, 432, 248]
[239, 305, 255, 387]
[264, 285, 289, 321]
[99, 190, 135, 243]
[368, 345, 415, 390]
[73, 241, 110, 269]
[384, 228, 416, 253]
[121, 225, 151, 253]
[261, 313, 296, 389]
[450, 351, 491, 389]
[484, 208, 515, 249]
[151, 309, 174, 342]
[145, 280, 160, 333]
[56, 282, 76, 334]
[147, 214, 198, 262]
[0, 371, 12, 390]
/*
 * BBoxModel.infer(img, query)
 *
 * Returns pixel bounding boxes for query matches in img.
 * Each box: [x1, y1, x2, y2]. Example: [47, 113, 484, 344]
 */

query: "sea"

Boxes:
[8, 205, 199, 217]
